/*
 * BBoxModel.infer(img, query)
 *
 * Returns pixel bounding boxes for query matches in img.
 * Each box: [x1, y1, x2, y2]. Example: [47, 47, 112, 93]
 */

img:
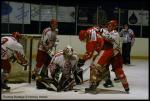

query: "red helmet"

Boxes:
[50, 19, 58, 25]
[108, 20, 118, 27]
[12, 32, 21, 40]
[79, 30, 88, 41]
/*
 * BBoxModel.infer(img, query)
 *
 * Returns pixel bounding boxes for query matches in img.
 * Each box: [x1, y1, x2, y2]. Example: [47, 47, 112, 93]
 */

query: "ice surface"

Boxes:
[1, 59, 149, 100]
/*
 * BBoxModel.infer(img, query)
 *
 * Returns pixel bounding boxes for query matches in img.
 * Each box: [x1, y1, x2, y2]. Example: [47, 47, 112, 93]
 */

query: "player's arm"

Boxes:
[83, 41, 95, 60]
[13, 45, 28, 67]
[41, 32, 48, 49]
[77, 41, 96, 67]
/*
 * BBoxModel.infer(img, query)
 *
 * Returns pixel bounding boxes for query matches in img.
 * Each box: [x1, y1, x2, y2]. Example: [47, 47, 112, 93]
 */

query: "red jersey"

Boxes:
[82, 26, 104, 61]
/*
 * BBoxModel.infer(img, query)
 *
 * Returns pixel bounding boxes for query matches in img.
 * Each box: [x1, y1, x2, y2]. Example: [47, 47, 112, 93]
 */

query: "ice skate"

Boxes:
[125, 88, 130, 94]
[85, 87, 98, 94]
[103, 79, 114, 88]
[114, 77, 120, 83]
[85, 84, 98, 94]
[1, 83, 11, 91]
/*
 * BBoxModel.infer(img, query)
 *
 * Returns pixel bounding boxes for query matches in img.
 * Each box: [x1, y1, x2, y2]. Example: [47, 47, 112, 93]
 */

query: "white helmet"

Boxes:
[63, 45, 73, 57]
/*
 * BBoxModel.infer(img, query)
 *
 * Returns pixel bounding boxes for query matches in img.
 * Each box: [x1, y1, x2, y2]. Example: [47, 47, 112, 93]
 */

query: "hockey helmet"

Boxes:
[108, 20, 118, 27]
[50, 19, 58, 26]
[107, 20, 118, 30]
[12, 32, 22, 41]
[79, 30, 88, 41]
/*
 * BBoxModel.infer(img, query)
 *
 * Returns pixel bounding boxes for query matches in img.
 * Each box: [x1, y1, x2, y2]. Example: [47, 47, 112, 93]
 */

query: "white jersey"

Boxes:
[101, 28, 121, 50]
[1, 36, 28, 66]
[1, 36, 25, 60]
[100, 28, 121, 56]
[48, 51, 79, 78]
[38, 27, 58, 52]
[87, 26, 100, 41]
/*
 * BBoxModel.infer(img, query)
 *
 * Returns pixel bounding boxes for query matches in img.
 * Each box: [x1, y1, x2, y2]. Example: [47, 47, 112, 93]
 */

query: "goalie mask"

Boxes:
[63, 45, 73, 57]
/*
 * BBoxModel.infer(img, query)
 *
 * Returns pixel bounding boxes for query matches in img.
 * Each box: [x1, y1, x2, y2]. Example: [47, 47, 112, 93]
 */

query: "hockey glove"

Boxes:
[77, 58, 85, 67]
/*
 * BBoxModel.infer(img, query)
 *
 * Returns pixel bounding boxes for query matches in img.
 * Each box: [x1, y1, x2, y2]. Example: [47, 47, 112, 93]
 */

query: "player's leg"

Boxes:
[1, 60, 11, 90]
[85, 49, 113, 92]
[103, 64, 114, 88]
[113, 54, 130, 93]
[32, 50, 47, 80]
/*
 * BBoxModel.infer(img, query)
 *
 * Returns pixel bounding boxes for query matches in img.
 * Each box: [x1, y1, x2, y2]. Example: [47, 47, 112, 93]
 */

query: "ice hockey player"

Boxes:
[32, 19, 59, 82]
[100, 20, 130, 93]
[36, 45, 83, 92]
[78, 26, 114, 93]
[1, 32, 28, 90]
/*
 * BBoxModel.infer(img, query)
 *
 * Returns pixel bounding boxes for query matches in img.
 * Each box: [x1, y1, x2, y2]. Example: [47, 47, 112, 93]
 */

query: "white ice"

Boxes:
[1, 59, 149, 100]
